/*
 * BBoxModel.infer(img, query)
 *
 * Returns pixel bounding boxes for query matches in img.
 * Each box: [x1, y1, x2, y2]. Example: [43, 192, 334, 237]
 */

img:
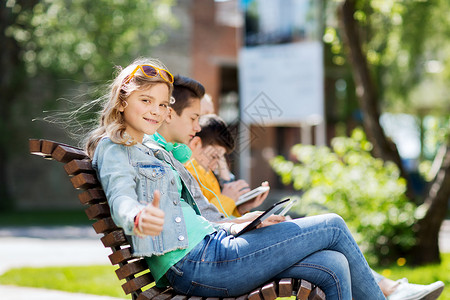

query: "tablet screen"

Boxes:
[235, 198, 291, 237]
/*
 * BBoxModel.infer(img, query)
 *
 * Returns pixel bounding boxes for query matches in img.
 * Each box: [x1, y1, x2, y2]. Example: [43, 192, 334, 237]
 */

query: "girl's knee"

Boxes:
[325, 213, 347, 228]
[325, 251, 350, 277]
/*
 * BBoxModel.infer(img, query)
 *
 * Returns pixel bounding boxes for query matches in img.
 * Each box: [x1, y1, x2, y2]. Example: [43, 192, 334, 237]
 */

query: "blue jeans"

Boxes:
[165, 213, 385, 300]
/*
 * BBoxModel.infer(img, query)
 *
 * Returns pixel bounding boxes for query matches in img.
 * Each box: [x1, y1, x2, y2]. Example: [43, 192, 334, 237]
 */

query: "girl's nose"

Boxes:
[150, 104, 162, 115]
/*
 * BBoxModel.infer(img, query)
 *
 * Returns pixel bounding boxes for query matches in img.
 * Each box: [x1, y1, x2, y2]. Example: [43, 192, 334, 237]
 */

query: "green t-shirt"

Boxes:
[145, 167, 215, 287]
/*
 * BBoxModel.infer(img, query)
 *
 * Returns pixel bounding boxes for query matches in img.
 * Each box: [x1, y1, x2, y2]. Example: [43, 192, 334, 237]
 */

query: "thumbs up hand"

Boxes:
[138, 190, 165, 236]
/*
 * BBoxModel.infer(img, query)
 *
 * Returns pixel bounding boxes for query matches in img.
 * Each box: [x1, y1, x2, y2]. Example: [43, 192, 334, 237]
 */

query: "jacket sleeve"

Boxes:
[92, 139, 146, 235]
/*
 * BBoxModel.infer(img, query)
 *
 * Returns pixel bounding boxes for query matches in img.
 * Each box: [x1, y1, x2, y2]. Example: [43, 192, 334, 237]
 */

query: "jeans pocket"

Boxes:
[187, 281, 230, 297]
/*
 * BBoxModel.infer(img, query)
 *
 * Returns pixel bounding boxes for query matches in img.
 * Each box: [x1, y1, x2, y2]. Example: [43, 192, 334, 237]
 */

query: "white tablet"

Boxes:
[236, 186, 270, 206]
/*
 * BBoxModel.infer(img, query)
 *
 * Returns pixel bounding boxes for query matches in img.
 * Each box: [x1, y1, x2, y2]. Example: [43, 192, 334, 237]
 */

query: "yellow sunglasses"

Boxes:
[124, 64, 174, 85]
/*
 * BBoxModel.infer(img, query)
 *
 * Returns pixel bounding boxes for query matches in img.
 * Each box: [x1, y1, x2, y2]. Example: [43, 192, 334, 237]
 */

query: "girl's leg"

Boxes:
[274, 250, 351, 300]
[166, 213, 385, 300]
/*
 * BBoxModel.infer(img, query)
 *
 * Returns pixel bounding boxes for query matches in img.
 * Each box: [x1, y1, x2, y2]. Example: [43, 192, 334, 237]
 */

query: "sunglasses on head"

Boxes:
[123, 64, 174, 85]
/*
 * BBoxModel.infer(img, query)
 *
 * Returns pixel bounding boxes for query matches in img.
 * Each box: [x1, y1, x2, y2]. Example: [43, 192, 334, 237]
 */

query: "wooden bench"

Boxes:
[29, 138, 326, 300]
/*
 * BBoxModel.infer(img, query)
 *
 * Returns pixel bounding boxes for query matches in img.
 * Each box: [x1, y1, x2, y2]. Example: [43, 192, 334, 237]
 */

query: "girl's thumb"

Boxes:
[152, 190, 161, 208]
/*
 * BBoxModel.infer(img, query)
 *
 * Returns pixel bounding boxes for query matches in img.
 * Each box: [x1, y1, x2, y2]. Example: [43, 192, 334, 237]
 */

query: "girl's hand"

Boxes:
[257, 215, 286, 228]
[139, 190, 165, 236]
[222, 179, 250, 200]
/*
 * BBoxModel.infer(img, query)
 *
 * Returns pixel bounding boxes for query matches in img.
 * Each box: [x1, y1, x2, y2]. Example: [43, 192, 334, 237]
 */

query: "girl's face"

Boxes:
[120, 83, 170, 143]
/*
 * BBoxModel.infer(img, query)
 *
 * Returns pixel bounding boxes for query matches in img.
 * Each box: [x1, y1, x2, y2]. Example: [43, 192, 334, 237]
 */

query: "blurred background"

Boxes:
[1, 0, 449, 297]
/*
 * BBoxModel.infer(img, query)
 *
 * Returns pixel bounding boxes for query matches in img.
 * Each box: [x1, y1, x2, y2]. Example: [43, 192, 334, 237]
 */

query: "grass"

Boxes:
[0, 254, 449, 299]
[0, 265, 127, 298]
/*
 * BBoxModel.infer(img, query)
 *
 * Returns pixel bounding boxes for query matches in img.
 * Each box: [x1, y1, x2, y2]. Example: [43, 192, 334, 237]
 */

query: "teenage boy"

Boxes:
[144, 75, 273, 224]
[185, 114, 268, 217]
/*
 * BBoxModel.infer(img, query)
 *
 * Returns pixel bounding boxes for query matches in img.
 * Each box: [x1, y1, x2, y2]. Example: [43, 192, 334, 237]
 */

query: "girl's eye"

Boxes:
[142, 99, 150, 103]
[160, 103, 168, 108]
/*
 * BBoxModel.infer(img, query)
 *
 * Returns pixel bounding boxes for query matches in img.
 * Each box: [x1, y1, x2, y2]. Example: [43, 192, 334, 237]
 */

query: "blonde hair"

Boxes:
[84, 57, 174, 158]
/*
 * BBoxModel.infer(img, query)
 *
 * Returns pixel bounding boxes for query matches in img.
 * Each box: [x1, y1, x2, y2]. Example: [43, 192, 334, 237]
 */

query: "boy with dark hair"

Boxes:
[186, 114, 268, 217]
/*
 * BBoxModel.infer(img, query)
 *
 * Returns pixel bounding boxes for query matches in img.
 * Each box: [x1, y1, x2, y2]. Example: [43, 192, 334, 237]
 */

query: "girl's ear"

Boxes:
[188, 136, 202, 151]
[119, 101, 128, 112]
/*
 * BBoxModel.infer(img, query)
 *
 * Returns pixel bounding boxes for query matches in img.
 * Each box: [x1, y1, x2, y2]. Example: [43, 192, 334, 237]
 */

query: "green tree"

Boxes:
[0, 0, 175, 209]
[319, 0, 449, 264]
[271, 129, 417, 265]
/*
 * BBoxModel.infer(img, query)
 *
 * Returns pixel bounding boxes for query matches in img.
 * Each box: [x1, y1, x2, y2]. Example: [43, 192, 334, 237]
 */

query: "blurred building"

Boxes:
[178, 0, 327, 199]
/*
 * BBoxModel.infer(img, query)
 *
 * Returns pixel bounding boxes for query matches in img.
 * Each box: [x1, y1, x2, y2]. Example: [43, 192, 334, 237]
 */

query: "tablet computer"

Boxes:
[236, 186, 270, 206]
[235, 198, 292, 237]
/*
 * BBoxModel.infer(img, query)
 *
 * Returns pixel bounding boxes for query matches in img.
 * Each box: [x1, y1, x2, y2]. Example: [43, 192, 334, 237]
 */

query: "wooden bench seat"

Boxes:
[29, 138, 326, 300]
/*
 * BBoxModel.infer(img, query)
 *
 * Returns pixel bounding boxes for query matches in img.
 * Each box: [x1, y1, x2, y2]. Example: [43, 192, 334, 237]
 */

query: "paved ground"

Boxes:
[0, 221, 449, 300]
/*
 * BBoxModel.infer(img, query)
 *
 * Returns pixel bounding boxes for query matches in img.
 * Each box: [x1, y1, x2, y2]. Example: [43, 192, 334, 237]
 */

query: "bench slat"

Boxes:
[136, 286, 171, 300]
[170, 295, 188, 300]
[153, 292, 176, 300]
[116, 260, 150, 280]
[248, 289, 262, 300]
[85, 203, 110, 220]
[78, 188, 106, 205]
[122, 272, 154, 295]
[278, 278, 293, 297]
[309, 286, 325, 300]
[92, 217, 118, 234]
[52, 144, 88, 163]
[29, 139, 45, 155]
[297, 280, 312, 300]
[261, 282, 277, 300]
[109, 247, 133, 265]
[71, 173, 99, 190]
[64, 159, 94, 175]
[101, 230, 128, 247]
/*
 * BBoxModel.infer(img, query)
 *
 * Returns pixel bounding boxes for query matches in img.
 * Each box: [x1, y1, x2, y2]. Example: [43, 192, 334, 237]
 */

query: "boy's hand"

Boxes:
[139, 190, 165, 236]
[222, 179, 250, 200]
[237, 181, 270, 214]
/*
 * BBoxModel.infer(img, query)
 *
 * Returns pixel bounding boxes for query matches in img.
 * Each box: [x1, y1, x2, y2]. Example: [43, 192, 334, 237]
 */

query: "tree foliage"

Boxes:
[317, 0, 450, 264]
[0, 0, 175, 209]
[271, 128, 417, 265]
[325, 0, 450, 116]
[5, 0, 175, 82]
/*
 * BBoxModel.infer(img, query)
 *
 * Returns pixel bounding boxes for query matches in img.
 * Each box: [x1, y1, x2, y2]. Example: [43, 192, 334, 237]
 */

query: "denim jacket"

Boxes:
[93, 137, 198, 256]
[92, 138, 231, 257]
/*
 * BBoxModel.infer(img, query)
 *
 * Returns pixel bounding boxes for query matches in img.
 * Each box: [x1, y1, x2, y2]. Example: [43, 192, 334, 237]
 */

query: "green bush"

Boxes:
[271, 128, 417, 265]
